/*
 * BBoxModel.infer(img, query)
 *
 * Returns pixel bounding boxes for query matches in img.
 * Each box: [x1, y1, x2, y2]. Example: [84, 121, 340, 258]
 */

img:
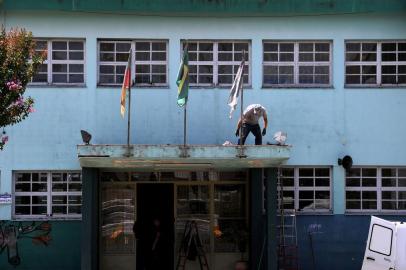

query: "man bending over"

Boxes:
[235, 104, 268, 145]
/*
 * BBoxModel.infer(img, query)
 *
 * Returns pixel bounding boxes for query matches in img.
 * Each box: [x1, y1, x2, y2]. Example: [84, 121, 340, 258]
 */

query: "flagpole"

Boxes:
[127, 78, 131, 148]
[239, 50, 245, 147]
[183, 104, 187, 146]
[127, 50, 132, 149]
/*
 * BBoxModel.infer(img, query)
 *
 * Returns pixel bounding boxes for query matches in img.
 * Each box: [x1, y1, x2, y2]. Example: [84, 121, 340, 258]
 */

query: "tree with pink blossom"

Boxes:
[0, 27, 42, 150]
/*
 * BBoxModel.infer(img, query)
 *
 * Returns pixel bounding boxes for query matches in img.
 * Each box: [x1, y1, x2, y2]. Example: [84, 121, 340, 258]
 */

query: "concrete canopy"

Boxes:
[77, 144, 290, 170]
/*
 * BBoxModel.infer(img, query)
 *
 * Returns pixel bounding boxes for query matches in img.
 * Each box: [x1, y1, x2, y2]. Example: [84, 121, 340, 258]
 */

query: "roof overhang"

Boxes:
[4, 0, 406, 16]
[77, 144, 291, 170]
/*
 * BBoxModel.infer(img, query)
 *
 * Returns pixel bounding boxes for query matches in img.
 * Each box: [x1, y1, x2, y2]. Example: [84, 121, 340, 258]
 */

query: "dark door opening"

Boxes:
[136, 184, 174, 270]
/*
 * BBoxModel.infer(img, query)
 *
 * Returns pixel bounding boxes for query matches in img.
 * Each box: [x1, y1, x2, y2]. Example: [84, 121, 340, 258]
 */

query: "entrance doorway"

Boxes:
[136, 184, 174, 270]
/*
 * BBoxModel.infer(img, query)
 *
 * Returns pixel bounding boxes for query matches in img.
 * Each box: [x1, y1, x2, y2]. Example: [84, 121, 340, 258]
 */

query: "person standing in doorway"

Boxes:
[235, 104, 268, 145]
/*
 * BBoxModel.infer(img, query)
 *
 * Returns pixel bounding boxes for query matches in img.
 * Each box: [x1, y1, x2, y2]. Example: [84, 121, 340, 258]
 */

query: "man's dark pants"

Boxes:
[238, 123, 262, 145]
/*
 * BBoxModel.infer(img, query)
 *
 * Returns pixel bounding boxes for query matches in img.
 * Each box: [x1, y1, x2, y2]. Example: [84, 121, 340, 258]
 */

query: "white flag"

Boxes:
[227, 60, 245, 118]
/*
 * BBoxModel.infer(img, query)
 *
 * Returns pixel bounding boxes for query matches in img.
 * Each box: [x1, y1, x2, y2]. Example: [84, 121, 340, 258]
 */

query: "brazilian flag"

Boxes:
[176, 48, 189, 107]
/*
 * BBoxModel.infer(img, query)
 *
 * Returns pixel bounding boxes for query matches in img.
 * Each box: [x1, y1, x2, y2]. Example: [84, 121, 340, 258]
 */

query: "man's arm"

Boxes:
[261, 111, 268, 136]
[263, 111, 268, 129]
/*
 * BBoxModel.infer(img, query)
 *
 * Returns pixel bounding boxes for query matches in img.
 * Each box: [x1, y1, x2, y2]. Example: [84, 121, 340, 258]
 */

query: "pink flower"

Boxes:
[6, 80, 22, 91]
[15, 97, 24, 106]
[1, 136, 9, 144]
[28, 106, 35, 113]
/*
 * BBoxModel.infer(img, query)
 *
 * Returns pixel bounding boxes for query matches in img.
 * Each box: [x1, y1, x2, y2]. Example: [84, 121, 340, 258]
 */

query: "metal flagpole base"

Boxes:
[236, 145, 247, 158]
[124, 145, 133, 157]
[179, 145, 190, 158]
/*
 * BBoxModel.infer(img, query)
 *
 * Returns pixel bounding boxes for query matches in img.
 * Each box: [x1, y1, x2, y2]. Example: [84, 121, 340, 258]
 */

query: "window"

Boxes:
[345, 167, 406, 212]
[263, 41, 332, 87]
[345, 41, 406, 87]
[31, 39, 85, 85]
[98, 40, 168, 86]
[13, 171, 82, 219]
[182, 40, 250, 87]
[278, 167, 331, 212]
[369, 224, 393, 256]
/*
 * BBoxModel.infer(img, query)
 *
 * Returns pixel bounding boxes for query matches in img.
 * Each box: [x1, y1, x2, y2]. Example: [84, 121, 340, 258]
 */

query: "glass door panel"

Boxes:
[100, 183, 136, 270]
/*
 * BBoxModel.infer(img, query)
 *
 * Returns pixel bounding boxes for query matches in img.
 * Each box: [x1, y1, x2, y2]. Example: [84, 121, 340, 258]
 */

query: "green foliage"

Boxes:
[0, 27, 42, 150]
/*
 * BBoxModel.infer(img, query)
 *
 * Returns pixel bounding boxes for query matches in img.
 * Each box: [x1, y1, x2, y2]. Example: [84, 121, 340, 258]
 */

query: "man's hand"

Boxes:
[262, 128, 266, 136]
[235, 129, 240, 137]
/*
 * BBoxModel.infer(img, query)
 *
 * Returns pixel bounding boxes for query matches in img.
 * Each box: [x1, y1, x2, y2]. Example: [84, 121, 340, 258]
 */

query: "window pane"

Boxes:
[299, 168, 313, 177]
[382, 201, 397, 210]
[346, 75, 360, 84]
[151, 52, 166, 61]
[15, 183, 31, 192]
[346, 53, 360, 61]
[264, 43, 278, 52]
[151, 75, 166, 83]
[362, 43, 377, 51]
[116, 53, 129, 61]
[116, 43, 131, 52]
[278, 53, 293, 61]
[299, 191, 313, 199]
[361, 53, 376, 61]
[299, 178, 313, 187]
[69, 41, 84, 50]
[199, 43, 213, 51]
[362, 201, 377, 209]
[362, 191, 377, 200]
[53, 41, 67, 50]
[100, 53, 114, 61]
[32, 183, 47, 192]
[53, 74, 68, 83]
[346, 191, 360, 200]
[135, 52, 149, 61]
[362, 178, 376, 187]
[100, 43, 114, 51]
[15, 206, 30, 215]
[382, 43, 396, 51]
[152, 42, 166, 51]
[280, 43, 294, 52]
[136, 42, 150, 50]
[363, 168, 377, 177]
[53, 206, 67, 214]
[53, 64, 67, 72]
[346, 201, 361, 209]
[69, 74, 84, 83]
[214, 185, 245, 217]
[69, 51, 84, 60]
[52, 51, 67, 60]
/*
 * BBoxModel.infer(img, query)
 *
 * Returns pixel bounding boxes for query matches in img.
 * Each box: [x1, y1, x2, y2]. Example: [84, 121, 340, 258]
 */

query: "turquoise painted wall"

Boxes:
[4, 0, 406, 16]
[0, 221, 81, 270]
[0, 11, 405, 220]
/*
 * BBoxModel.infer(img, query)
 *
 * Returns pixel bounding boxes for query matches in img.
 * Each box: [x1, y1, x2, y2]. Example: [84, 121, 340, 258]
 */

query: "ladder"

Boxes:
[176, 220, 209, 270]
[277, 169, 299, 270]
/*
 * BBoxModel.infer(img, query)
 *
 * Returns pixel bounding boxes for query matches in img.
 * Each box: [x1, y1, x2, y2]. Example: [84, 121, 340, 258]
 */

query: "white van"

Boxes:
[361, 216, 406, 270]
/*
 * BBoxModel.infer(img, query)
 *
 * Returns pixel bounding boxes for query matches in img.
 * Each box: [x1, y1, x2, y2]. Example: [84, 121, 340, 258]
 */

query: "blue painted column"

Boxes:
[250, 169, 266, 270]
[81, 167, 99, 270]
[266, 168, 278, 270]
[333, 165, 345, 214]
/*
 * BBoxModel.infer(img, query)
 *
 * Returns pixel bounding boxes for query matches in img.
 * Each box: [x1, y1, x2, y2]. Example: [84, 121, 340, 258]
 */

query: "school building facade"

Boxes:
[1, 1, 406, 270]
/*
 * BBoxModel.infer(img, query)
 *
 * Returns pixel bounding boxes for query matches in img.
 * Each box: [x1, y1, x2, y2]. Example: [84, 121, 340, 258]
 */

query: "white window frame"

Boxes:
[97, 39, 169, 87]
[345, 167, 406, 213]
[262, 40, 333, 88]
[278, 167, 332, 213]
[30, 39, 86, 86]
[181, 40, 252, 88]
[345, 40, 406, 88]
[13, 170, 82, 220]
